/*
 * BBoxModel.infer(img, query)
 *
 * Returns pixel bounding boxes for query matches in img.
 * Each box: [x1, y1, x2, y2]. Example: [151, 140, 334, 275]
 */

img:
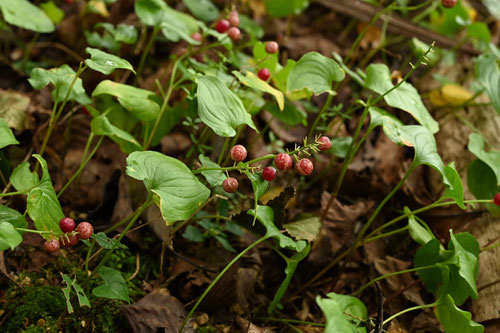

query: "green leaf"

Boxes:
[92, 266, 130, 302]
[468, 133, 500, 186]
[96, 23, 138, 44]
[414, 239, 444, 294]
[61, 274, 91, 314]
[92, 80, 160, 121]
[316, 293, 368, 333]
[331, 137, 353, 158]
[435, 295, 484, 333]
[198, 154, 225, 187]
[442, 163, 465, 209]
[0, 117, 19, 148]
[91, 114, 143, 153]
[85, 47, 135, 75]
[407, 208, 436, 246]
[368, 107, 404, 145]
[233, 71, 284, 110]
[274, 59, 295, 93]
[467, 160, 500, 216]
[126, 151, 210, 223]
[475, 53, 500, 114]
[10, 161, 39, 192]
[0, 222, 22, 251]
[0, 0, 54, 32]
[287, 52, 345, 100]
[92, 232, 127, 249]
[265, 0, 309, 17]
[10, 155, 64, 239]
[284, 216, 321, 242]
[183, 225, 204, 242]
[484, 0, 500, 20]
[0, 204, 27, 230]
[40, 1, 65, 24]
[264, 101, 306, 126]
[183, 0, 219, 22]
[196, 75, 257, 137]
[248, 205, 306, 252]
[247, 171, 268, 203]
[365, 64, 439, 133]
[29, 65, 91, 104]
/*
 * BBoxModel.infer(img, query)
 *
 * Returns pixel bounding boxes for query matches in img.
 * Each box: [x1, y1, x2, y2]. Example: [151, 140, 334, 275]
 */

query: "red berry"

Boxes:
[295, 158, 313, 176]
[258, 68, 271, 81]
[76, 222, 94, 240]
[317, 136, 332, 151]
[59, 217, 75, 233]
[44, 239, 60, 253]
[215, 19, 230, 33]
[265, 41, 279, 54]
[222, 177, 238, 193]
[227, 27, 241, 41]
[274, 153, 293, 171]
[59, 234, 79, 247]
[262, 167, 276, 181]
[228, 10, 240, 27]
[441, 0, 457, 8]
[494, 193, 500, 206]
[230, 144, 247, 162]
[81, 106, 89, 115]
[191, 32, 202, 42]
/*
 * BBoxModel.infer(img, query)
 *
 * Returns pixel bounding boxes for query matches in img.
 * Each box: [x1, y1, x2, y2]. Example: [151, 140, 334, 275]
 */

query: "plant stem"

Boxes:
[191, 165, 260, 175]
[135, 26, 160, 85]
[307, 94, 334, 142]
[379, 301, 439, 330]
[355, 264, 436, 296]
[57, 136, 104, 197]
[0, 191, 26, 198]
[178, 235, 271, 332]
[217, 136, 231, 166]
[14, 228, 52, 235]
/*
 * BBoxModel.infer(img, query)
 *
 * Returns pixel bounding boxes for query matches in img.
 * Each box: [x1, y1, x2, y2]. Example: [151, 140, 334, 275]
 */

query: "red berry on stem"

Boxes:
[230, 144, 247, 162]
[262, 167, 276, 181]
[59, 234, 79, 247]
[317, 136, 332, 151]
[295, 158, 314, 176]
[265, 41, 279, 54]
[44, 239, 60, 253]
[441, 0, 457, 8]
[222, 178, 238, 193]
[215, 19, 230, 33]
[274, 153, 293, 171]
[228, 10, 240, 27]
[191, 32, 202, 42]
[76, 222, 94, 240]
[258, 68, 270, 81]
[59, 217, 75, 233]
[494, 193, 500, 206]
[227, 27, 241, 41]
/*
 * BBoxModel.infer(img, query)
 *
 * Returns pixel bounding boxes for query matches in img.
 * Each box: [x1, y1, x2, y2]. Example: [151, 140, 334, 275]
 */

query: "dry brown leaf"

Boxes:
[236, 316, 275, 333]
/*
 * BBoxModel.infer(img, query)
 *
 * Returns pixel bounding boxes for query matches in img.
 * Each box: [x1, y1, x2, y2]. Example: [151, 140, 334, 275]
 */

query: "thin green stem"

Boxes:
[217, 136, 231, 166]
[178, 235, 271, 332]
[482, 241, 500, 252]
[380, 301, 439, 329]
[14, 228, 52, 235]
[135, 26, 160, 85]
[0, 191, 26, 198]
[57, 136, 104, 197]
[191, 165, 260, 175]
[362, 225, 408, 244]
[80, 132, 95, 164]
[307, 94, 334, 142]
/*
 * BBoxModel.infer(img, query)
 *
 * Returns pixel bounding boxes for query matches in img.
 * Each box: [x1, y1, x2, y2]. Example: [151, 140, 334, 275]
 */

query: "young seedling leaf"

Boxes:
[0, 0, 54, 33]
[365, 64, 439, 133]
[196, 75, 257, 137]
[29, 65, 91, 104]
[61, 274, 91, 314]
[283, 216, 321, 242]
[91, 114, 143, 153]
[10, 155, 64, 239]
[198, 154, 226, 187]
[331, 137, 353, 158]
[468, 133, 500, 186]
[316, 292, 368, 333]
[0, 118, 19, 149]
[92, 232, 128, 249]
[233, 71, 284, 110]
[442, 163, 465, 209]
[287, 52, 345, 100]
[92, 80, 160, 121]
[126, 151, 210, 223]
[92, 266, 130, 302]
[475, 53, 500, 115]
[0, 222, 22, 251]
[407, 208, 436, 246]
[435, 295, 484, 333]
[85, 47, 135, 75]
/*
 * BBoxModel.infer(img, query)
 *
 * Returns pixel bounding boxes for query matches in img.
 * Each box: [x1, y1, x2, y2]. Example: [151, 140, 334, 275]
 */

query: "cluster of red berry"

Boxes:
[43, 217, 94, 253]
[221, 136, 332, 193]
[215, 10, 241, 41]
[256, 41, 279, 82]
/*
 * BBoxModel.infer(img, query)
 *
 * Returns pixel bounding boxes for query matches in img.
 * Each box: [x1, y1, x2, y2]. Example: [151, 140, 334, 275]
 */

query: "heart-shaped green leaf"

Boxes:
[91, 114, 143, 153]
[92, 80, 160, 121]
[126, 151, 210, 223]
[0, 0, 54, 33]
[316, 293, 368, 333]
[85, 47, 135, 75]
[196, 75, 257, 137]
[0, 222, 22, 251]
[10, 155, 64, 238]
[365, 64, 439, 133]
[475, 52, 500, 115]
[435, 295, 484, 333]
[0, 118, 19, 149]
[368, 107, 404, 145]
[233, 71, 284, 110]
[442, 163, 465, 208]
[29, 65, 91, 104]
[198, 154, 225, 187]
[92, 266, 130, 302]
[468, 133, 500, 186]
[287, 52, 345, 100]
[183, 0, 219, 22]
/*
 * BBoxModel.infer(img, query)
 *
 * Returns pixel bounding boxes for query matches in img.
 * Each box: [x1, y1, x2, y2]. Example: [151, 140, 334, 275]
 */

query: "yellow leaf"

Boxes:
[441, 84, 472, 106]
[429, 89, 447, 106]
[233, 71, 285, 111]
